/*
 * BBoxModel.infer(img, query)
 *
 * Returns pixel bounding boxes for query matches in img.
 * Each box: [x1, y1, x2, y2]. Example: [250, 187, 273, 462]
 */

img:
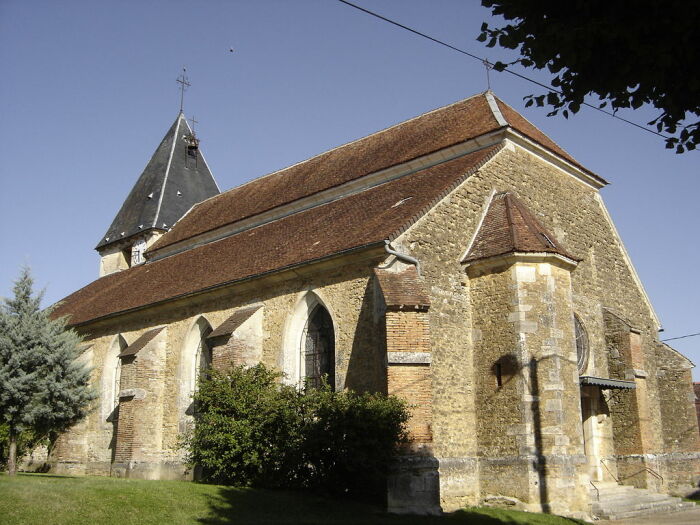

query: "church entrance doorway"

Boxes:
[580, 386, 605, 481]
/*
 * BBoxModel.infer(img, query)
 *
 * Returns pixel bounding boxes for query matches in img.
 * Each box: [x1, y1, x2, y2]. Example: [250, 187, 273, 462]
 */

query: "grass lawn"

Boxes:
[0, 473, 586, 525]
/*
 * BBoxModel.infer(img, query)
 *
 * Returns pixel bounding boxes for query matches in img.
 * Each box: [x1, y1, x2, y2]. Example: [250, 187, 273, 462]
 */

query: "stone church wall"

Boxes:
[51, 258, 387, 479]
[50, 140, 699, 514]
[394, 141, 699, 511]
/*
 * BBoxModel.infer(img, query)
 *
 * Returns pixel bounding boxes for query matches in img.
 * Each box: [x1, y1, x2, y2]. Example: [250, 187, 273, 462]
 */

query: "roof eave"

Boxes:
[463, 251, 580, 276]
[65, 240, 387, 329]
[95, 226, 166, 251]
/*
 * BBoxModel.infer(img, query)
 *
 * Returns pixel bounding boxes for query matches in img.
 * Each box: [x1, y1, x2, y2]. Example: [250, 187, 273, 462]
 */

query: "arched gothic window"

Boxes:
[303, 304, 335, 389]
[575, 315, 589, 374]
[192, 335, 212, 394]
[179, 317, 213, 425]
[102, 335, 127, 420]
[113, 359, 122, 409]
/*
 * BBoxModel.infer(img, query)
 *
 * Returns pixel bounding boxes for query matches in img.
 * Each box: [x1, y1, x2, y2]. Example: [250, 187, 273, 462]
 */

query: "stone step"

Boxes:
[590, 485, 636, 496]
[590, 483, 696, 521]
[593, 492, 669, 506]
[594, 497, 685, 514]
[592, 483, 636, 491]
[599, 501, 695, 521]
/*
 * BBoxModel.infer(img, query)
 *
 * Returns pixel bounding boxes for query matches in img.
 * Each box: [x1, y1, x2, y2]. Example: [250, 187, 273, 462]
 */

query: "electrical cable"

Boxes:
[337, 0, 697, 346]
[336, 0, 670, 140]
[662, 332, 700, 342]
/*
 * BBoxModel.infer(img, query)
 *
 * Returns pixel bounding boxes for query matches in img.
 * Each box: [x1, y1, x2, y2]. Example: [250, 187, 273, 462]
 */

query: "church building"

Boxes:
[51, 92, 700, 518]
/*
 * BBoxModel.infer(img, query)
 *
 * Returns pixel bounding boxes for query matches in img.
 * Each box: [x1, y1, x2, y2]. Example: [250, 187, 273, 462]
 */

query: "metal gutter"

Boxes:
[384, 241, 421, 274]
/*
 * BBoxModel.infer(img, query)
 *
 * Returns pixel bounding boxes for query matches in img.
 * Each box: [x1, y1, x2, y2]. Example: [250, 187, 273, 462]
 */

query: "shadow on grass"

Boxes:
[1, 472, 78, 480]
[196, 486, 586, 525]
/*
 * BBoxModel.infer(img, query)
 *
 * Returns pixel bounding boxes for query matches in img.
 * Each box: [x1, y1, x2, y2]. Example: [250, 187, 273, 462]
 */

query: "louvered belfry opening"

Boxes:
[303, 304, 335, 390]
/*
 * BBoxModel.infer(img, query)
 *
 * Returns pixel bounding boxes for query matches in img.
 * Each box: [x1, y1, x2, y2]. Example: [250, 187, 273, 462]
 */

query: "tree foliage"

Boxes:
[0, 424, 43, 470]
[0, 267, 95, 474]
[478, 0, 700, 153]
[183, 364, 409, 499]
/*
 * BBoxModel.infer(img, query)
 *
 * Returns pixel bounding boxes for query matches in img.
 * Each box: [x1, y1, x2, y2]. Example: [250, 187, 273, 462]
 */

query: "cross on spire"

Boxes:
[188, 115, 199, 135]
[176, 67, 191, 113]
[482, 59, 493, 91]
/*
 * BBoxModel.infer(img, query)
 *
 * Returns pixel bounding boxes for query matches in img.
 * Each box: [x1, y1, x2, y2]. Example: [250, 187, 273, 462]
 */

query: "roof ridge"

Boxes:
[202, 93, 487, 202]
[484, 91, 508, 127]
[508, 194, 559, 250]
[152, 113, 183, 229]
[492, 94, 586, 170]
[503, 193, 520, 249]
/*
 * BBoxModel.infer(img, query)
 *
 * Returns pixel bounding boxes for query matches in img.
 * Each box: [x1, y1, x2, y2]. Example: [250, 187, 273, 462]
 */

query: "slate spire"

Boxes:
[96, 113, 220, 250]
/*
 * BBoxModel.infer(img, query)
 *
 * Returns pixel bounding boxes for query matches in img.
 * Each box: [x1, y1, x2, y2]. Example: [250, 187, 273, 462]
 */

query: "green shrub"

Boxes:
[183, 364, 409, 498]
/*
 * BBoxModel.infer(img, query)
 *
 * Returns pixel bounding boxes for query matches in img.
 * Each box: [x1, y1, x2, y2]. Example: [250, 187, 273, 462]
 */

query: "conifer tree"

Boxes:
[0, 267, 95, 475]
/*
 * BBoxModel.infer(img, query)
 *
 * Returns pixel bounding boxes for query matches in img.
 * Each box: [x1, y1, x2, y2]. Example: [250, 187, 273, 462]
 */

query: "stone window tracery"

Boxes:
[575, 315, 589, 374]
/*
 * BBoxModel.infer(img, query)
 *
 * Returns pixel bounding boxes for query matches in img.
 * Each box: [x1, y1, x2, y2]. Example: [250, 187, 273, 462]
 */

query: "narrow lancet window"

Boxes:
[303, 304, 335, 389]
[575, 315, 589, 374]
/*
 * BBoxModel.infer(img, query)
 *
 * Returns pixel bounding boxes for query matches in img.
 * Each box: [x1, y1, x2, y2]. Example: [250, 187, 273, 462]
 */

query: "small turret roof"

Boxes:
[463, 192, 577, 263]
[96, 113, 220, 250]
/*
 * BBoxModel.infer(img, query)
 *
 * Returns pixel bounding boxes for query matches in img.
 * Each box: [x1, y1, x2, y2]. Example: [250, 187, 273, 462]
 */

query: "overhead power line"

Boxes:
[336, 0, 668, 140]
[662, 332, 700, 342]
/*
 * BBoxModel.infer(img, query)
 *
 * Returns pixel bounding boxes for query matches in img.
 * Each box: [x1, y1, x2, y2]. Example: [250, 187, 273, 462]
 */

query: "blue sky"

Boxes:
[1, 1, 698, 377]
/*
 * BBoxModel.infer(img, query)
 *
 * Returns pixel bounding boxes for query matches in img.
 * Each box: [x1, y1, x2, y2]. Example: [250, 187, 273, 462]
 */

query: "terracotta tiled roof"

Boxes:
[463, 192, 577, 263]
[54, 145, 500, 326]
[494, 98, 582, 169]
[118, 327, 164, 357]
[208, 305, 261, 339]
[150, 93, 595, 253]
[374, 267, 430, 309]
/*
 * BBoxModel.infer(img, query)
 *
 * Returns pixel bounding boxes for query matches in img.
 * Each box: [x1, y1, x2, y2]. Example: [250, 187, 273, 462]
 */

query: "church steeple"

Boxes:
[96, 113, 220, 276]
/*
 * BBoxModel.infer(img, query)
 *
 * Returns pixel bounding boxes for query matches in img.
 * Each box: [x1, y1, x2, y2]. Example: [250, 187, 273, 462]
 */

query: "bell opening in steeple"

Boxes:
[185, 133, 199, 168]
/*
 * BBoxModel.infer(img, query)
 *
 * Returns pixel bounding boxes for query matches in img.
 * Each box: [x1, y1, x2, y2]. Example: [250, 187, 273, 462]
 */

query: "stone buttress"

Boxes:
[111, 327, 170, 479]
[374, 265, 440, 515]
[464, 193, 590, 516]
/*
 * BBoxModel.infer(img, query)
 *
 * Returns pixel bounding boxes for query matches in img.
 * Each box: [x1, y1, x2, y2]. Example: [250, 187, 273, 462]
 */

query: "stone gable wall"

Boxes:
[395, 142, 698, 507]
